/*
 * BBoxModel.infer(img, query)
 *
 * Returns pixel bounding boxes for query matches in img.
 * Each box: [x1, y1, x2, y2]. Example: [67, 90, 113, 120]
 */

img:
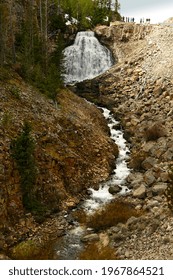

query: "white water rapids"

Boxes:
[63, 31, 113, 84]
[84, 107, 131, 212]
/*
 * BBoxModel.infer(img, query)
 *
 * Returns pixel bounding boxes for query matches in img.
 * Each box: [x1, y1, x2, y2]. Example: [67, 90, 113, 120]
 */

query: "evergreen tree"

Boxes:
[10, 122, 37, 210]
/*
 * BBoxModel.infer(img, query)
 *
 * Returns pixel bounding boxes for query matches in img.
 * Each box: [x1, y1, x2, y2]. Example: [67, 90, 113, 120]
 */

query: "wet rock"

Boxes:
[108, 185, 121, 194]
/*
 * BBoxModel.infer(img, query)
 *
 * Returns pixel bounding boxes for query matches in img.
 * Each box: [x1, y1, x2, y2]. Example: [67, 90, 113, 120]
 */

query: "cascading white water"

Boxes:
[63, 31, 113, 84]
[84, 108, 131, 212]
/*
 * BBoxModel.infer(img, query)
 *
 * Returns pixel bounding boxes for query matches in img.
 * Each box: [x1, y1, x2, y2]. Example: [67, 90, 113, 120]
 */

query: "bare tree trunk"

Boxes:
[0, 5, 6, 64]
[39, 0, 43, 35]
[44, 0, 48, 73]
[57, 0, 60, 15]
[45, 0, 48, 42]
[9, 0, 16, 64]
[30, 0, 34, 54]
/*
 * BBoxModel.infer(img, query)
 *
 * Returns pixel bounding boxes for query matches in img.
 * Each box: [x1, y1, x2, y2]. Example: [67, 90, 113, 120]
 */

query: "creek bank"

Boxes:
[71, 22, 173, 259]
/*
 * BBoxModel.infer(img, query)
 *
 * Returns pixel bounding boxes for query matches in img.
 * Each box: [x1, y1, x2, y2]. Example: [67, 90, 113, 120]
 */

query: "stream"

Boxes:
[53, 107, 131, 260]
[53, 31, 131, 259]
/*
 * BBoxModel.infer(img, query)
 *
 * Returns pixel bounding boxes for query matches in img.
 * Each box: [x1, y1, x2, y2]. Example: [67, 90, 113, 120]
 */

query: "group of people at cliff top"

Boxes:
[121, 16, 151, 24]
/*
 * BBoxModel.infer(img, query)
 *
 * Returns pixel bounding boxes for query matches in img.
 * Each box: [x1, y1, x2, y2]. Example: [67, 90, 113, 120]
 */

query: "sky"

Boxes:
[118, 0, 173, 23]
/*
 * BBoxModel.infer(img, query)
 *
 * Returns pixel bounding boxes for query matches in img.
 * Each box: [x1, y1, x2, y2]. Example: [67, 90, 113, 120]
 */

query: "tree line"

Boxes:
[0, 0, 120, 99]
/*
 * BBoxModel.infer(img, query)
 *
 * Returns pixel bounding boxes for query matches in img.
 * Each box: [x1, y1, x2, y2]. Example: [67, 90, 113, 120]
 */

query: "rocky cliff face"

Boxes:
[0, 69, 118, 252]
[84, 21, 173, 259]
[95, 22, 153, 62]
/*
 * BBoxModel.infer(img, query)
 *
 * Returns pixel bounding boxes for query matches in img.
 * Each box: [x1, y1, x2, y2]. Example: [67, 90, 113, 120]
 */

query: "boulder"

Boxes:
[126, 216, 139, 227]
[108, 185, 121, 194]
[144, 171, 156, 186]
[133, 185, 146, 199]
[152, 183, 168, 195]
[153, 86, 163, 96]
[141, 157, 158, 170]
[81, 233, 99, 243]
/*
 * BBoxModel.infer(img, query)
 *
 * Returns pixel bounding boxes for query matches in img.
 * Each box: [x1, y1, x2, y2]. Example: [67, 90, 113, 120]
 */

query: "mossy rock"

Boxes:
[10, 238, 55, 260]
[10, 240, 41, 260]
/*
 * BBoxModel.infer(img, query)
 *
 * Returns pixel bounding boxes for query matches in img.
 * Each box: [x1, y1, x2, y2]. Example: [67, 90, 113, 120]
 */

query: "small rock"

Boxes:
[135, 204, 142, 210]
[145, 200, 159, 210]
[125, 250, 130, 258]
[113, 233, 125, 242]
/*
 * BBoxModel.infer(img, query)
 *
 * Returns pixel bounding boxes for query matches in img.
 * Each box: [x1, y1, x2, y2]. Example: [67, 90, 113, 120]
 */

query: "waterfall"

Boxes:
[63, 31, 113, 84]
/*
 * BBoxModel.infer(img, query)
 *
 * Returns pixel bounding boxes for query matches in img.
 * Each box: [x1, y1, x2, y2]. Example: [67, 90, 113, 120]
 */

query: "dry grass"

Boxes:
[129, 151, 148, 171]
[79, 242, 117, 260]
[86, 199, 139, 232]
[71, 209, 87, 224]
[144, 123, 165, 141]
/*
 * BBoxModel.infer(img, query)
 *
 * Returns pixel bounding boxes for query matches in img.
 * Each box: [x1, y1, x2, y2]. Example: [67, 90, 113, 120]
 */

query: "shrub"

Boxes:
[71, 209, 87, 224]
[9, 85, 21, 99]
[1, 111, 13, 127]
[86, 199, 139, 232]
[79, 242, 117, 260]
[0, 66, 12, 81]
[144, 123, 165, 141]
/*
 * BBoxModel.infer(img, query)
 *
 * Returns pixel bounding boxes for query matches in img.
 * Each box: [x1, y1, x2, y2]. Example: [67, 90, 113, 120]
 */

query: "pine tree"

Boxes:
[10, 122, 37, 210]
